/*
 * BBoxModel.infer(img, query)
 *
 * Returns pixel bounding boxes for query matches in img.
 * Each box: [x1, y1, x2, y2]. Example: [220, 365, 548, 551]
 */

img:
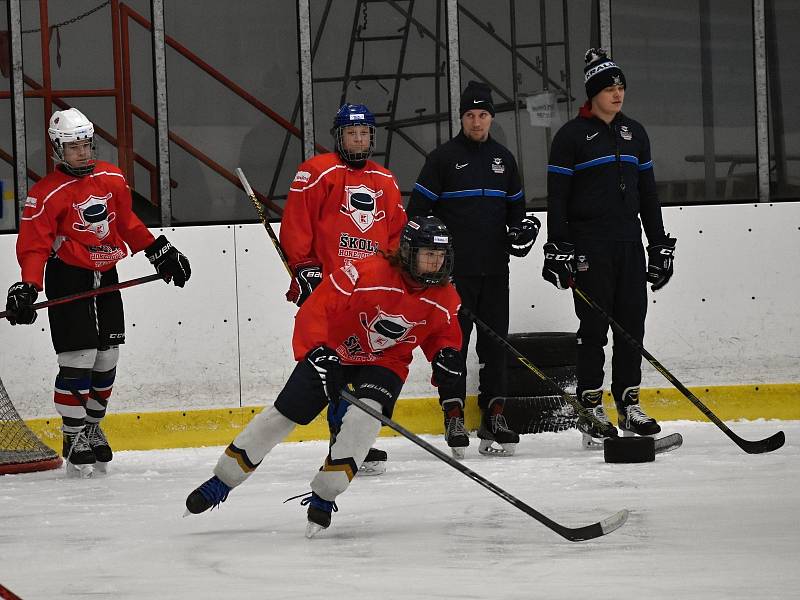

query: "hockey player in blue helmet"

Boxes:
[331, 103, 376, 168]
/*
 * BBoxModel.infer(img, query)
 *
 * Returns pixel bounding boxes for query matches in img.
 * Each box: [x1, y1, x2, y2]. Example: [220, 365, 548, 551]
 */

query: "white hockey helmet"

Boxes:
[48, 108, 96, 176]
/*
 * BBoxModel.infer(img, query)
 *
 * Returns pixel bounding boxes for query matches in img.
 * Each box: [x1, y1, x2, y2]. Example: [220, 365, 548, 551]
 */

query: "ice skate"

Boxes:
[577, 389, 617, 450]
[442, 399, 469, 459]
[357, 447, 387, 476]
[617, 387, 661, 437]
[184, 475, 232, 515]
[301, 492, 338, 538]
[84, 422, 112, 474]
[477, 398, 519, 456]
[63, 429, 96, 478]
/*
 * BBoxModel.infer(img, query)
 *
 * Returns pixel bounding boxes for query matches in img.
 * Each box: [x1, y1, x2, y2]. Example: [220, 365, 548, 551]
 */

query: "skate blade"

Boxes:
[581, 432, 606, 450]
[450, 446, 466, 459]
[357, 460, 387, 477]
[65, 462, 94, 478]
[94, 461, 109, 475]
[478, 439, 517, 457]
[305, 521, 327, 539]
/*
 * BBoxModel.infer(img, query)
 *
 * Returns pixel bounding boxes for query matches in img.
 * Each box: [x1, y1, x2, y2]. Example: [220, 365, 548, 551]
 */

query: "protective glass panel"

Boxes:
[613, 0, 756, 204]
[766, 0, 800, 201]
[310, 0, 449, 200]
[457, 0, 594, 210]
[165, 0, 301, 224]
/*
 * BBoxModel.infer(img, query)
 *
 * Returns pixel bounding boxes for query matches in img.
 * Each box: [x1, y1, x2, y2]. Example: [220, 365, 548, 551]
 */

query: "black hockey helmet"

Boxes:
[399, 216, 454, 286]
[332, 103, 376, 167]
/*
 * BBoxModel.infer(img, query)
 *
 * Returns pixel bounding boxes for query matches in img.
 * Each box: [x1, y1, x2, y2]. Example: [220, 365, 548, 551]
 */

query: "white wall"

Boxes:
[1, 202, 799, 419]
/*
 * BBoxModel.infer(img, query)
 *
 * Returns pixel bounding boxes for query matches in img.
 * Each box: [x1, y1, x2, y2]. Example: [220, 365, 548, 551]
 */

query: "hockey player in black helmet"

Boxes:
[186, 216, 464, 538]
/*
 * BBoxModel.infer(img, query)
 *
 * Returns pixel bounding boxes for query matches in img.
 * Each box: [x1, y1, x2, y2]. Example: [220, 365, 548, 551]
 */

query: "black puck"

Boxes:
[603, 436, 656, 463]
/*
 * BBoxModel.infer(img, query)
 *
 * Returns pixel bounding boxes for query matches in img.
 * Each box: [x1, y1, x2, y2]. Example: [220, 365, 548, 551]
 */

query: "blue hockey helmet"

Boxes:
[332, 103, 376, 166]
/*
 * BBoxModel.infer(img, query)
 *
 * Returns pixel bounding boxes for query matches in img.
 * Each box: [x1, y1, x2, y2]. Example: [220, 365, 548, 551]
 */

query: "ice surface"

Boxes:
[2, 420, 798, 599]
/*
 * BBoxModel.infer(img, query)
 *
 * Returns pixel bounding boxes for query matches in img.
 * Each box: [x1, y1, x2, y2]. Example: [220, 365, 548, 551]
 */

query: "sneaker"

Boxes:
[358, 447, 388, 476]
[477, 399, 519, 456]
[442, 399, 469, 458]
[185, 476, 232, 515]
[62, 428, 96, 478]
[301, 492, 338, 538]
[84, 422, 113, 471]
[576, 388, 617, 449]
[617, 387, 661, 436]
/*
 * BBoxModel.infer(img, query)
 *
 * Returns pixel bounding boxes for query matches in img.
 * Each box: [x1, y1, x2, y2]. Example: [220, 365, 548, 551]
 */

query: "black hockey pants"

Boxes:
[571, 240, 647, 405]
[439, 273, 508, 410]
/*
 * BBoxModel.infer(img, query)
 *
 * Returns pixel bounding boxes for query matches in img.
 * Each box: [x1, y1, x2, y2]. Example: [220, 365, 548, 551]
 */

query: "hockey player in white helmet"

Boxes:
[5, 108, 192, 478]
[48, 108, 97, 177]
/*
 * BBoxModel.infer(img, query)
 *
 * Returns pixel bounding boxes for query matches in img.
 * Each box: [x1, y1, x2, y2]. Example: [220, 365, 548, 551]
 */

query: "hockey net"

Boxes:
[0, 376, 62, 475]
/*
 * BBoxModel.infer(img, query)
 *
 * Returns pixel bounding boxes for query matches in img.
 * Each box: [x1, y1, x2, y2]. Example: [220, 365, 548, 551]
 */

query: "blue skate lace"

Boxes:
[284, 491, 338, 514]
[198, 476, 231, 509]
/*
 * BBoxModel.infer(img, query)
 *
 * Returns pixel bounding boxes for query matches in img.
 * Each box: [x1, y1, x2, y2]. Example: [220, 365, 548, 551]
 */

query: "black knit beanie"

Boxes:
[459, 80, 495, 117]
[584, 48, 626, 99]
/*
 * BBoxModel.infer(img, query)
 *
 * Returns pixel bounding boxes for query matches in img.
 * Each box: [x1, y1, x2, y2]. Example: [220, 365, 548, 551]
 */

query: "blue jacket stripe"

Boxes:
[414, 182, 439, 201]
[620, 154, 640, 166]
[547, 164, 574, 176]
[639, 160, 653, 171]
[574, 155, 616, 170]
[506, 190, 524, 201]
[439, 189, 483, 199]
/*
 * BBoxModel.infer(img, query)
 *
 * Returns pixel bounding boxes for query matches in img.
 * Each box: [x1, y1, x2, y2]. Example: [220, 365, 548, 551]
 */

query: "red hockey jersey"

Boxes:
[16, 162, 155, 290]
[293, 254, 462, 381]
[280, 153, 406, 274]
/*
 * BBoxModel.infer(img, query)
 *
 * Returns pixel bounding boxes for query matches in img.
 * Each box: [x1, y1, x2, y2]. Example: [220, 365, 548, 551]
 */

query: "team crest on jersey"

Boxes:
[359, 308, 425, 352]
[293, 170, 311, 183]
[491, 157, 505, 174]
[619, 125, 632, 141]
[340, 184, 385, 233]
[72, 193, 115, 240]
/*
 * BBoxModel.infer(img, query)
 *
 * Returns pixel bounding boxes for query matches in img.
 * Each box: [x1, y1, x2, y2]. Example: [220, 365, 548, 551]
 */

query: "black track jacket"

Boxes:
[546, 104, 666, 244]
[407, 131, 525, 276]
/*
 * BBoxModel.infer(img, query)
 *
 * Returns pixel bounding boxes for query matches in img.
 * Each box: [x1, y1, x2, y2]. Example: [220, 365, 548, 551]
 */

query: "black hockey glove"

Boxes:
[431, 347, 465, 388]
[646, 236, 677, 291]
[507, 216, 541, 258]
[306, 345, 346, 403]
[542, 241, 576, 290]
[285, 262, 323, 306]
[145, 235, 191, 287]
[5, 282, 38, 325]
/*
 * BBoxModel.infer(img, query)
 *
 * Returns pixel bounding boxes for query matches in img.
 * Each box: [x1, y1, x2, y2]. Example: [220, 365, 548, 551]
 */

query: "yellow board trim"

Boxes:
[24, 383, 799, 454]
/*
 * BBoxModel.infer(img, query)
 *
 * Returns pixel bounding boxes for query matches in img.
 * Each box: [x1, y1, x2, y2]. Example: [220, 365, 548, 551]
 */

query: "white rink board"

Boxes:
[1, 202, 799, 419]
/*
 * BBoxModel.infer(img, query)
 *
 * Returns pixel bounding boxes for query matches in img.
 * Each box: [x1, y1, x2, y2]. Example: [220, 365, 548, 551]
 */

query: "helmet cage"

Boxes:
[399, 217, 455, 286]
[332, 103, 376, 165]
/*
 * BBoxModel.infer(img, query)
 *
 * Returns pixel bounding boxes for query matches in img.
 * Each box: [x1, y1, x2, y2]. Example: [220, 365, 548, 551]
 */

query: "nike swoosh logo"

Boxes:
[455, 163, 468, 169]
[473, 99, 483, 104]
[586, 132, 599, 140]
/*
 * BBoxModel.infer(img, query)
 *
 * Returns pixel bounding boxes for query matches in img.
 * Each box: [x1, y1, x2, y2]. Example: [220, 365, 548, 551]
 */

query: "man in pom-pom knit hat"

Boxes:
[542, 48, 677, 448]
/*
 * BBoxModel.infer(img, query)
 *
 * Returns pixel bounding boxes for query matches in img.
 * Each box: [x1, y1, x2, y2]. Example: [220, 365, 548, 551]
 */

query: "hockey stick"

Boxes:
[460, 307, 618, 439]
[0, 582, 24, 600]
[573, 286, 785, 454]
[339, 389, 628, 542]
[1, 273, 161, 321]
[235, 167, 293, 277]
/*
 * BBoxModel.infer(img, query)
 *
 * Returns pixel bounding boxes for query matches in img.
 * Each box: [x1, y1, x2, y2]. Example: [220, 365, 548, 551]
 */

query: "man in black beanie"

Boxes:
[542, 48, 677, 448]
[407, 80, 540, 459]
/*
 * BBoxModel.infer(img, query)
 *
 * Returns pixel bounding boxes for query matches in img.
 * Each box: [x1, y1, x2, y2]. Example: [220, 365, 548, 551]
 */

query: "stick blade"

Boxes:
[559, 508, 629, 542]
[738, 430, 785, 454]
